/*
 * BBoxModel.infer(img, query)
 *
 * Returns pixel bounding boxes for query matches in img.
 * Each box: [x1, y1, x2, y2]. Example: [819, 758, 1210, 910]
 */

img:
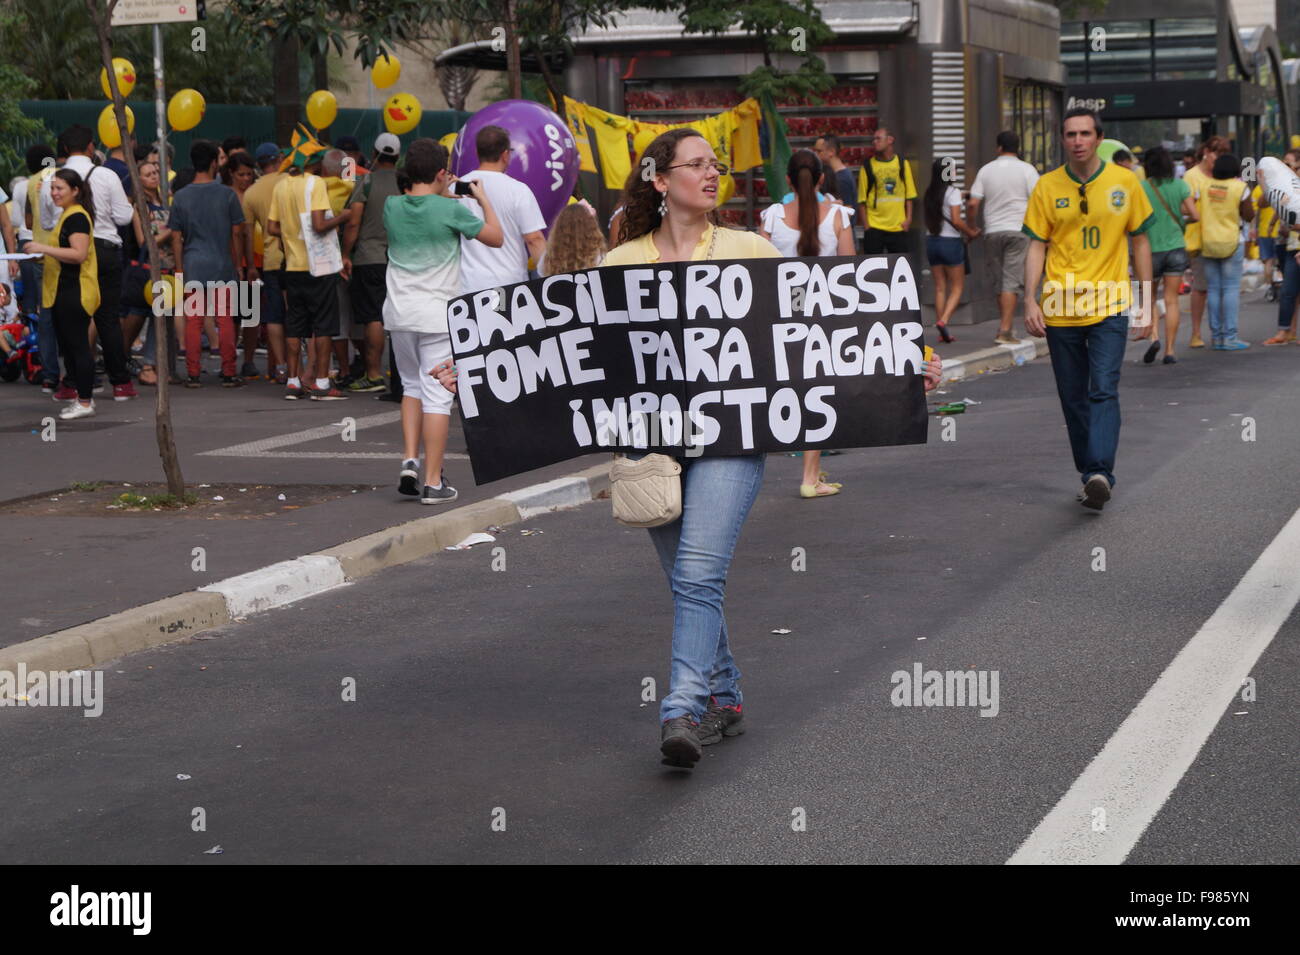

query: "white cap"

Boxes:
[374, 133, 401, 158]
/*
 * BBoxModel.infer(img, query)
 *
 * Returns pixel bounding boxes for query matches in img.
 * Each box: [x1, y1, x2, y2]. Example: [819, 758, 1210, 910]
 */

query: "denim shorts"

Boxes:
[926, 235, 965, 267]
[1257, 237, 1277, 261]
[1151, 247, 1189, 277]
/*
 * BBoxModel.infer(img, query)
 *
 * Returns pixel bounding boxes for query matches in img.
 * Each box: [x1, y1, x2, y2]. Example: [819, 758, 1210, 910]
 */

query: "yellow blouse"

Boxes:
[603, 223, 781, 266]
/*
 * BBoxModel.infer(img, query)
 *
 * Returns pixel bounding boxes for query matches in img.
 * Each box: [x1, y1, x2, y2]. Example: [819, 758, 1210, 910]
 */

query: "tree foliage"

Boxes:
[0, 0, 273, 104]
[644, 0, 835, 101]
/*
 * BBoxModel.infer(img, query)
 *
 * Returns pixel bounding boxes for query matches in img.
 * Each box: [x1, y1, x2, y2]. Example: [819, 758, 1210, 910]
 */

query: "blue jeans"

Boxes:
[1045, 314, 1127, 487]
[1203, 245, 1244, 342]
[140, 310, 179, 371]
[1276, 251, 1300, 330]
[20, 258, 60, 385]
[644, 454, 766, 722]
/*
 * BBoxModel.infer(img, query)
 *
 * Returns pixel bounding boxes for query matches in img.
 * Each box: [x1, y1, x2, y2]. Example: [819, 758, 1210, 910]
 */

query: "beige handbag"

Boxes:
[608, 222, 720, 527]
[610, 453, 683, 527]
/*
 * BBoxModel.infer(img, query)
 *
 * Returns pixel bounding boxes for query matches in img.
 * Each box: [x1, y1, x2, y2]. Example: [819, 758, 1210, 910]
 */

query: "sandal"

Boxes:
[936, 322, 954, 344]
[818, 471, 843, 489]
[1263, 333, 1290, 346]
[800, 481, 841, 498]
[138, 364, 158, 386]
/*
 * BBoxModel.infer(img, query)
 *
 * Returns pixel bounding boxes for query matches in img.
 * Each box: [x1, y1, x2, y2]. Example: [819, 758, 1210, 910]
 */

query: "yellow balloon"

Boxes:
[97, 104, 134, 148]
[167, 89, 205, 132]
[372, 53, 401, 90]
[144, 274, 180, 310]
[383, 93, 421, 135]
[100, 57, 136, 99]
[305, 89, 338, 130]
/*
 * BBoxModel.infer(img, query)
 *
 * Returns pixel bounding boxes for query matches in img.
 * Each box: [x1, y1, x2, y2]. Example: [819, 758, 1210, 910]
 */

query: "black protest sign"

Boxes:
[447, 254, 928, 484]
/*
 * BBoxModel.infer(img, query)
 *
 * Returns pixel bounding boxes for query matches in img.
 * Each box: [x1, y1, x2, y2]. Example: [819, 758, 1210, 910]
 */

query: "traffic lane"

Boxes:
[5, 350, 1297, 863]
[1126, 618, 1300, 865]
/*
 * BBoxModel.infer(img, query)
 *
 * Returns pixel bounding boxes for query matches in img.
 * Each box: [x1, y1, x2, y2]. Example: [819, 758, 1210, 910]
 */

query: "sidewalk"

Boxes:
[0, 314, 1082, 658]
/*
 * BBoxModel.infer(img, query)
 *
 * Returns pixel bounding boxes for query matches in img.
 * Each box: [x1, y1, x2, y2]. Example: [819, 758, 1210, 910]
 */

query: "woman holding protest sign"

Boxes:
[436, 128, 943, 770]
[758, 148, 856, 499]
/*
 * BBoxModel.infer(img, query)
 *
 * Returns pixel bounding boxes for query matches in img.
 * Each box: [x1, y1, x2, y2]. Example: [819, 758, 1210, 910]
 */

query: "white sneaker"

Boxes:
[59, 400, 96, 421]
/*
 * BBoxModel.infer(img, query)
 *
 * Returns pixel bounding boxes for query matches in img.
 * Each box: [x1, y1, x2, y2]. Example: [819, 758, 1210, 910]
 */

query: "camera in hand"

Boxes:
[453, 180, 475, 197]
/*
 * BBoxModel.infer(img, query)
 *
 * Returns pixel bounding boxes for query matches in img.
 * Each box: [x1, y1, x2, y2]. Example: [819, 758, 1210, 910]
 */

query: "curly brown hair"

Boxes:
[542, 205, 608, 275]
[614, 127, 720, 247]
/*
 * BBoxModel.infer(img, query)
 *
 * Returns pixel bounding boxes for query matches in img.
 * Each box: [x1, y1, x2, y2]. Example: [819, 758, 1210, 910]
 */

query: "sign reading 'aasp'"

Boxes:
[448, 254, 929, 484]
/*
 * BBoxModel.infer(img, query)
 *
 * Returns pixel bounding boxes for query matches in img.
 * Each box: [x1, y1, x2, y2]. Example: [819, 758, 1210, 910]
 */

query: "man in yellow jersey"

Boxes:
[1183, 136, 1229, 347]
[1022, 108, 1154, 511]
[857, 125, 916, 254]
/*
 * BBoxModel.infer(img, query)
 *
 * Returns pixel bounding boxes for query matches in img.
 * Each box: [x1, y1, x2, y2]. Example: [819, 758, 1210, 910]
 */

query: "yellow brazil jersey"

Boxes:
[1021, 160, 1155, 327]
[856, 155, 917, 232]
[1251, 184, 1277, 239]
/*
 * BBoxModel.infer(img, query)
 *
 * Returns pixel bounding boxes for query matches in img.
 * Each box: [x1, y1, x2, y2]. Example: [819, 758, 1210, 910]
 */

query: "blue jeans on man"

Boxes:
[1045, 313, 1128, 489]
[18, 257, 59, 386]
[1276, 250, 1300, 330]
[645, 454, 766, 722]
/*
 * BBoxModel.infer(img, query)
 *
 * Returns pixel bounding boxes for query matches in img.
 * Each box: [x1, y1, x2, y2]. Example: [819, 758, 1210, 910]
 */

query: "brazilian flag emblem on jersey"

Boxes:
[1110, 188, 1126, 210]
[1055, 197, 1069, 208]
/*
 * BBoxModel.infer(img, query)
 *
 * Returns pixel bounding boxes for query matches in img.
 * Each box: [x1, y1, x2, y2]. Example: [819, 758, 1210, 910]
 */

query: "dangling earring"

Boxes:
[658, 193, 668, 217]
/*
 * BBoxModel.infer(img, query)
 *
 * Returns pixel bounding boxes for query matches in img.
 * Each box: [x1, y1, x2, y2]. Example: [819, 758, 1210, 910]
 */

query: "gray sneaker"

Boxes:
[420, 482, 458, 505]
[660, 715, 702, 767]
[398, 459, 419, 497]
[1079, 474, 1112, 511]
[696, 696, 744, 745]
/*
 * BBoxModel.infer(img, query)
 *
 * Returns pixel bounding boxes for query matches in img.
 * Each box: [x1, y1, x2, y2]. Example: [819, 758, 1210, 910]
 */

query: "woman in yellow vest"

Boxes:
[23, 168, 100, 419]
[1198, 154, 1254, 350]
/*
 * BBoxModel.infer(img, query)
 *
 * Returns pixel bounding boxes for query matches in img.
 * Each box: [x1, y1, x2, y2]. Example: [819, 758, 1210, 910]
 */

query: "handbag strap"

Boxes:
[1149, 180, 1181, 230]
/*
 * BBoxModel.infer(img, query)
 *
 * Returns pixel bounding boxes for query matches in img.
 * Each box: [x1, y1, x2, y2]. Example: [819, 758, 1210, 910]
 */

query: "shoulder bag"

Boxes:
[610, 223, 719, 527]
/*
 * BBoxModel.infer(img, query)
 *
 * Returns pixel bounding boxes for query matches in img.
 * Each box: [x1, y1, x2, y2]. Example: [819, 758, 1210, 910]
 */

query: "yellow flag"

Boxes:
[729, 99, 762, 172]
[584, 104, 635, 189]
[563, 97, 597, 174]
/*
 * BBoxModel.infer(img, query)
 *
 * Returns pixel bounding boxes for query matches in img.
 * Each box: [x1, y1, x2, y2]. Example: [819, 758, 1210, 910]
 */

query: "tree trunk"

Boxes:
[504, 0, 522, 99]
[86, 0, 185, 498]
[273, 33, 300, 145]
[533, 39, 564, 123]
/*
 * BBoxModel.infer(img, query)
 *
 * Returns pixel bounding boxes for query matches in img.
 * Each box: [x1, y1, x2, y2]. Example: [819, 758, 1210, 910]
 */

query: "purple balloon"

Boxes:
[451, 99, 579, 228]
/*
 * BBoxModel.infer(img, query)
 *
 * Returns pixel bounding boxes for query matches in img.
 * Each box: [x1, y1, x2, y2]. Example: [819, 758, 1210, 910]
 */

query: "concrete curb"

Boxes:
[3, 462, 613, 677]
[939, 337, 1048, 384]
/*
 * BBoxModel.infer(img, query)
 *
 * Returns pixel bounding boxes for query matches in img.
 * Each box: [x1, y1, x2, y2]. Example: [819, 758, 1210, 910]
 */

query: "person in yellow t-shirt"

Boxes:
[856, 125, 916, 253]
[267, 150, 353, 398]
[1022, 108, 1154, 510]
[1182, 136, 1229, 347]
[1197, 154, 1254, 349]
[439, 126, 942, 767]
[1249, 181, 1279, 298]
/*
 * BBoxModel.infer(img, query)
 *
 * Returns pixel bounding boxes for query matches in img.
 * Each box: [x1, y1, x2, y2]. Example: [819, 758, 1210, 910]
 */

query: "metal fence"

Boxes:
[7, 100, 470, 172]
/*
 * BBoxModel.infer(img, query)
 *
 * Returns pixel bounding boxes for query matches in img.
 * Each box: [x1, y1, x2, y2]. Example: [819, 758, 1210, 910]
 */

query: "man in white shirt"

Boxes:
[44, 124, 138, 399]
[455, 124, 547, 296]
[968, 131, 1041, 344]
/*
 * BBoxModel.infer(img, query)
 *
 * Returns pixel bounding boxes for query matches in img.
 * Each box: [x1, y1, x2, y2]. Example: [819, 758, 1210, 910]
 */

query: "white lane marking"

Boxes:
[194, 411, 462, 460]
[228, 451, 469, 460]
[1008, 506, 1300, 865]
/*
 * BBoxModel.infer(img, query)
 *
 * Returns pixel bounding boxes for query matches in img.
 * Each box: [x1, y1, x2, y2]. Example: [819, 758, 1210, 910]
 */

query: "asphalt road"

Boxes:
[2, 300, 1298, 864]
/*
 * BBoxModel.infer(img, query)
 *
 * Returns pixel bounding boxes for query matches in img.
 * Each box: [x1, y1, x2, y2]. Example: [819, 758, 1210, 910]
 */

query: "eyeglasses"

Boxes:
[1078, 183, 1088, 217]
[666, 159, 729, 175]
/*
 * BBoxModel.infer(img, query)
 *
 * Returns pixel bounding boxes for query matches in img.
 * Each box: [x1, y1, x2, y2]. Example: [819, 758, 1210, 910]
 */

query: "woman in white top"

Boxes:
[922, 158, 980, 343]
[758, 149, 855, 498]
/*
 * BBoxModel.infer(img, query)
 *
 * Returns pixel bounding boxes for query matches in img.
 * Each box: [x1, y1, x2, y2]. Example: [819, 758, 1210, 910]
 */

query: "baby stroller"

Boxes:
[1, 311, 43, 383]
